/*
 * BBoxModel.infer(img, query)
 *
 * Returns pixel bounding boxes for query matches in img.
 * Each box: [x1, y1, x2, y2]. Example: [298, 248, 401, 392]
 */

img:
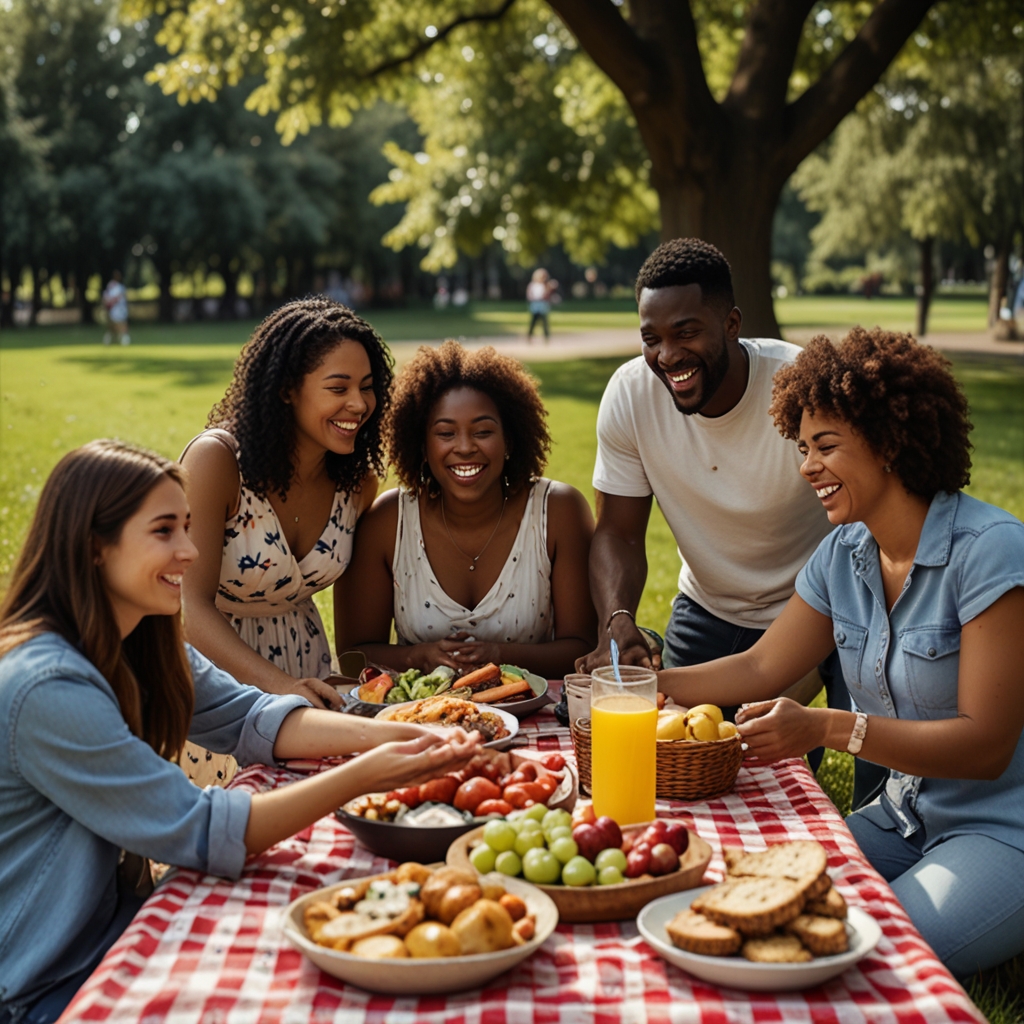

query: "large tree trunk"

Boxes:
[155, 257, 175, 323]
[915, 237, 934, 338]
[988, 238, 1010, 327]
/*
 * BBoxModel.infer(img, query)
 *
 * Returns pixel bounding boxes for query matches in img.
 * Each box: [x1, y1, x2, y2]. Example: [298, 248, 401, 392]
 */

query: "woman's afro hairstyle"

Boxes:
[387, 341, 551, 495]
[207, 296, 393, 499]
[769, 327, 972, 498]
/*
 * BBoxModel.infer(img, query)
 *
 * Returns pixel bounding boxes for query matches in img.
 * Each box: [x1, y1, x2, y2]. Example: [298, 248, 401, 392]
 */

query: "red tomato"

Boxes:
[540, 753, 565, 771]
[475, 799, 513, 817]
[386, 787, 421, 809]
[453, 777, 503, 814]
[535, 775, 558, 799]
[418, 776, 459, 805]
[507, 762, 539, 784]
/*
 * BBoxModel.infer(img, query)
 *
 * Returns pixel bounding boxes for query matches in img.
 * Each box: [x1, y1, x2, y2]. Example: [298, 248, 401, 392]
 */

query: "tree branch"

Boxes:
[725, 0, 817, 118]
[361, 0, 518, 80]
[545, 0, 655, 110]
[784, 0, 937, 168]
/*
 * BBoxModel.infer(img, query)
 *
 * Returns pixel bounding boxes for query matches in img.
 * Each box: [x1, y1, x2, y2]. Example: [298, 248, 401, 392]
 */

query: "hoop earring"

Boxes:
[420, 461, 440, 498]
[883, 464, 892, 474]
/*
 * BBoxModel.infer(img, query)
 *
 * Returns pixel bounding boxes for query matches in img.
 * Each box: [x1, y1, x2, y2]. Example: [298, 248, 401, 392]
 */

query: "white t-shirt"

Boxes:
[593, 339, 832, 629]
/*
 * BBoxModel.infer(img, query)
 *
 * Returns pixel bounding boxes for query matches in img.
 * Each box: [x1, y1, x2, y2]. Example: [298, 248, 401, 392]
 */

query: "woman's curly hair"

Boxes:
[387, 341, 551, 495]
[207, 297, 393, 499]
[769, 327, 972, 498]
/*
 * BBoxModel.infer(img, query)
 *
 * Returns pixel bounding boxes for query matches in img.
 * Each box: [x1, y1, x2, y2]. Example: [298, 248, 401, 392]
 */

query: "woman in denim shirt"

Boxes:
[0, 441, 479, 1023]
[659, 329, 1024, 977]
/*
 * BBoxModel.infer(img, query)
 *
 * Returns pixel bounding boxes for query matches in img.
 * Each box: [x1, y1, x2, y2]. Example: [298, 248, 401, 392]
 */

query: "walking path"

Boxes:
[390, 328, 1024, 364]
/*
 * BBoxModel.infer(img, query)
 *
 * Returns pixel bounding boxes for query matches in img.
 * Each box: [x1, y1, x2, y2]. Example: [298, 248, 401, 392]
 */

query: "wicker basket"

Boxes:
[570, 718, 743, 802]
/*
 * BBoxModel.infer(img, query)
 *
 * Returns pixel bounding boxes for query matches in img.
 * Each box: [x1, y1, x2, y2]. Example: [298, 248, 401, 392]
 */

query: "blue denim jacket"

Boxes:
[0, 633, 310, 1005]
[796, 491, 1024, 853]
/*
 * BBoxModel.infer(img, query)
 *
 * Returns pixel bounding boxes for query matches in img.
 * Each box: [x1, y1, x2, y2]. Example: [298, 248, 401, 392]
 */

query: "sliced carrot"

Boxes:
[471, 678, 531, 703]
[458, 663, 501, 690]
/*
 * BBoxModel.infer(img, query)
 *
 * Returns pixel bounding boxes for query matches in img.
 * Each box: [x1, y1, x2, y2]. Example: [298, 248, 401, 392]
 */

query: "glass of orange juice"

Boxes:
[590, 665, 657, 825]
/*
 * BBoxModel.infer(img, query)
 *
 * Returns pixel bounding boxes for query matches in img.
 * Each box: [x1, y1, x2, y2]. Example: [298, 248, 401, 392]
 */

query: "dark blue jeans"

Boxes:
[662, 592, 886, 810]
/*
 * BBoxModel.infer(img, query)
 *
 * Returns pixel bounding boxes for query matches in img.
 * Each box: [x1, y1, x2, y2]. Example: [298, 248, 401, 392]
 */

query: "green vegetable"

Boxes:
[499, 664, 527, 679]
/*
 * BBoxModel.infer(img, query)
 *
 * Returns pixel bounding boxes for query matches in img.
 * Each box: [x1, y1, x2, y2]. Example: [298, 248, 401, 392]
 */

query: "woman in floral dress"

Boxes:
[179, 298, 393, 780]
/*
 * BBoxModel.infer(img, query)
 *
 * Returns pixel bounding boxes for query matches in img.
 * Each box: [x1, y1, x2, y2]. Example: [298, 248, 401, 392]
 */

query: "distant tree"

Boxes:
[794, 51, 1024, 335]
[133, 0, 1003, 334]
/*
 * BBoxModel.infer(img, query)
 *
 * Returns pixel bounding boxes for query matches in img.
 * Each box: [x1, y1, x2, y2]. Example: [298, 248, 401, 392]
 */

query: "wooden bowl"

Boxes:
[447, 822, 712, 923]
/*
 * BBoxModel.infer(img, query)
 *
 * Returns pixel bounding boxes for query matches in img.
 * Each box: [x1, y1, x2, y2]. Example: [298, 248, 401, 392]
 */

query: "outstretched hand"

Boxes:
[352, 728, 482, 792]
[575, 619, 658, 673]
[736, 698, 827, 764]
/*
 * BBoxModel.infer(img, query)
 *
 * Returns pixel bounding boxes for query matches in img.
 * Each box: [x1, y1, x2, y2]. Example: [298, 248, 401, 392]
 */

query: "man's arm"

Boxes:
[576, 490, 653, 672]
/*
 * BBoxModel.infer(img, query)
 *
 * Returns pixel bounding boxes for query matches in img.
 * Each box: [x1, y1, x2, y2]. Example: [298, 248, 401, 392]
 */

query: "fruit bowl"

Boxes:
[447, 822, 712, 923]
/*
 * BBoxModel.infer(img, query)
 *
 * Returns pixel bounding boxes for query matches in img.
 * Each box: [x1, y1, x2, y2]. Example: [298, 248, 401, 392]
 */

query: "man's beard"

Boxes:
[666, 342, 731, 415]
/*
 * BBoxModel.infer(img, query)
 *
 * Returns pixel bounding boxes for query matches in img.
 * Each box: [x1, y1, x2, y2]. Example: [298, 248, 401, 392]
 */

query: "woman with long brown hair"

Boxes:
[0, 440, 479, 1024]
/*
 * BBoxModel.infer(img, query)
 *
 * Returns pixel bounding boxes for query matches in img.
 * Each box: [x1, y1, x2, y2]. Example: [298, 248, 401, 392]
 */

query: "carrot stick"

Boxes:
[458, 663, 501, 690]
[471, 678, 531, 703]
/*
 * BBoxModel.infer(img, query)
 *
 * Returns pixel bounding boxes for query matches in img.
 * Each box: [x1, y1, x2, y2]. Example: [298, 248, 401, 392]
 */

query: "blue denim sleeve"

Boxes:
[956, 520, 1024, 624]
[186, 646, 312, 766]
[12, 677, 252, 878]
[794, 530, 837, 618]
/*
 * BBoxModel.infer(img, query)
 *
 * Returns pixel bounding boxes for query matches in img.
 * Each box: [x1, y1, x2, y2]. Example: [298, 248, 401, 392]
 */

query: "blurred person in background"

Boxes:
[526, 268, 558, 342]
[102, 270, 130, 346]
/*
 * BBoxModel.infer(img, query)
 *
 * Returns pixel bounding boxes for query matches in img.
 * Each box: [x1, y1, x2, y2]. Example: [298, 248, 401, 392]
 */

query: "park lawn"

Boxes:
[1, 325, 1022, 1015]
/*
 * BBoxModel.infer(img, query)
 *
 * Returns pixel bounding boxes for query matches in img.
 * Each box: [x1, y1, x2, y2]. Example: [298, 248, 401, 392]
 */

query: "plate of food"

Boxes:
[336, 749, 576, 863]
[636, 840, 881, 992]
[282, 862, 558, 995]
[375, 694, 518, 749]
[447, 809, 713, 923]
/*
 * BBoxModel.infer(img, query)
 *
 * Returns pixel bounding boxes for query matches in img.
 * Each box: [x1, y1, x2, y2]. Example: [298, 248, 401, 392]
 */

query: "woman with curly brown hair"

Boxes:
[181, 297, 393, 713]
[335, 341, 597, 678]
[658, 328, 1024, 976]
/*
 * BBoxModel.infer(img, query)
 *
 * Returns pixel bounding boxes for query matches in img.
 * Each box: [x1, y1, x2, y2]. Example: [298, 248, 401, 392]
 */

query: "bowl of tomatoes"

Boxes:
[336, 749, 576, 864]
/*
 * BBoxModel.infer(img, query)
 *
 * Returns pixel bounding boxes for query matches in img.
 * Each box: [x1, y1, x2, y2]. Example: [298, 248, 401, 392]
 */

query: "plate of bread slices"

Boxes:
[637, 840, 881, 991]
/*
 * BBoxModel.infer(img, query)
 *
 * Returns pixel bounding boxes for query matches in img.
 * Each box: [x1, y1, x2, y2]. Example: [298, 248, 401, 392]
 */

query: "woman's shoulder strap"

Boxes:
[179, 428, 240, 463]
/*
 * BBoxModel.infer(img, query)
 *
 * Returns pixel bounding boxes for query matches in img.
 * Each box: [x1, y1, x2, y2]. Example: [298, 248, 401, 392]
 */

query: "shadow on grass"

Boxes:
[527, 357, 629, 405]
[0, 321, 257, 350]
[62, 351, 237, 388]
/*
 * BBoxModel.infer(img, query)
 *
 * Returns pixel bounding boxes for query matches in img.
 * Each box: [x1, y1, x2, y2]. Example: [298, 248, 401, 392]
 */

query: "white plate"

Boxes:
[377, 700, 519, 750]
[282, 874, 558, 995]
[637, 885, 881, 992]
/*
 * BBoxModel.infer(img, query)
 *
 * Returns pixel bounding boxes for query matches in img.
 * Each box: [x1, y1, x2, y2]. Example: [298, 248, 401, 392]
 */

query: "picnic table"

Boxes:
[60, 699, 984, 1024]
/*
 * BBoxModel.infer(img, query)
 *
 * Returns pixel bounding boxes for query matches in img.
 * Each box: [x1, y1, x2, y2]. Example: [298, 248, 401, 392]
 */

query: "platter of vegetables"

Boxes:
[446, 802, 713, 923]
[342, 663, 549, 720]
[336, 749, 576, 864]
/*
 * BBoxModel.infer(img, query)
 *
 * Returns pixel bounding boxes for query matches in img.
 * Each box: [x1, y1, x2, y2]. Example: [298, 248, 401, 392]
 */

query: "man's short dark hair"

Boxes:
[634, 238, 735, 313]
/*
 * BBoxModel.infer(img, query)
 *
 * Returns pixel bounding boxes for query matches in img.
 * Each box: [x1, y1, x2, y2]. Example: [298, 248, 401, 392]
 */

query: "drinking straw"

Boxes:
[609, 638, 623, 684]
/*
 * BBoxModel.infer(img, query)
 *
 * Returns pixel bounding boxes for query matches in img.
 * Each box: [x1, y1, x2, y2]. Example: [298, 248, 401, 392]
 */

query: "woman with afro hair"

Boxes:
[181, 297, 393, 716]
[335, 341, 597, 678]
[658, 327, 1024, 977]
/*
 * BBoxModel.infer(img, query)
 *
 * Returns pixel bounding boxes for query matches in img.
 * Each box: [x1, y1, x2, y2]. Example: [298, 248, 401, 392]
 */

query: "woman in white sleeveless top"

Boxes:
[337, 342, 596, 678]
[181, 298, 393, 712]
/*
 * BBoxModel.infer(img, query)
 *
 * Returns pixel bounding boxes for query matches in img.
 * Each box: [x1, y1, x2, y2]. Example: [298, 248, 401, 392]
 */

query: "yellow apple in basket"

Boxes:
[685, 713, 720, 742]
[656, 708, 688, 741]
[687, 703, 724, 726]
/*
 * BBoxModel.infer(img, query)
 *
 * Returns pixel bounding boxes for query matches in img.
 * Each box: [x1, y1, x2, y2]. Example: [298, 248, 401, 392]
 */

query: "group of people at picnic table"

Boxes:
[1, 238, 1022, 1023]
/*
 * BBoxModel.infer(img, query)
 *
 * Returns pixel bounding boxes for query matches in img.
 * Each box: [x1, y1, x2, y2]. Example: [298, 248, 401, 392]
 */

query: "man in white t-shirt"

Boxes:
[578, 238, 884, 806]
[102, 270, 130, 346]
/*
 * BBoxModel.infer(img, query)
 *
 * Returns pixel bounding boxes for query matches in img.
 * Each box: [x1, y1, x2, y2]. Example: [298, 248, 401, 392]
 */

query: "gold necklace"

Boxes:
[440, 494, 507, 571]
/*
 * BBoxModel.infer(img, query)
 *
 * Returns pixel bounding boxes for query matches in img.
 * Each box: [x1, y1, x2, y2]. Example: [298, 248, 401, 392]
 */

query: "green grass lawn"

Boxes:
[1, 314, 1021, 1018]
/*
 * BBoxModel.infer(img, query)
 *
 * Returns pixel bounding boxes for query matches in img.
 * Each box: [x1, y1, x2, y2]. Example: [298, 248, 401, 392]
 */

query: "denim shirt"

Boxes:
[0, 633, 310, 1005]
[796, 491, 1024, 854]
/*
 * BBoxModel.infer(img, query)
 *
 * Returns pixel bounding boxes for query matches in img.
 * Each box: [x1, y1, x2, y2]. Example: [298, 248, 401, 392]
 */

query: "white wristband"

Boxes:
[846, 712, 868, 755]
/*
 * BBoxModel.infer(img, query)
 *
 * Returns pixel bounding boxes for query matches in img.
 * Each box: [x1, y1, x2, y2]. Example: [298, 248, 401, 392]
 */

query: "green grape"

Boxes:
[549, 837, 579, 864]
[546, 825, 573, 842]
[594, 848, 628, 873]
[482, 820, 516, 853]
[470, 844, 497, 873]
[514, 829, 546, 857]
[495, 850, 522, 877]
[598, 866, 625, 885]
[542, 809, 572, 832]
[562, 856, 597, 887]
[525, 803, 549, 822]
[522, 848, 562, 884]
[518, 819, 543, 835]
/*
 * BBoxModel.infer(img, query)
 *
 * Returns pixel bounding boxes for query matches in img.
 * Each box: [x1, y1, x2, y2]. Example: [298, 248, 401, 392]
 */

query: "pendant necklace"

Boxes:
[441, 494, 507, 571]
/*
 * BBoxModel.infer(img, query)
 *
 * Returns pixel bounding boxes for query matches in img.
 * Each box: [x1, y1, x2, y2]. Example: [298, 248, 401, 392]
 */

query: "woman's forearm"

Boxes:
[271, 708, 433, 760]
[818, 708, 1017, 781]
[658, 649, 781, 707]
[489, 639, 593, 680]
[353, 643, 425, 672]
[184, 596, 298, 693]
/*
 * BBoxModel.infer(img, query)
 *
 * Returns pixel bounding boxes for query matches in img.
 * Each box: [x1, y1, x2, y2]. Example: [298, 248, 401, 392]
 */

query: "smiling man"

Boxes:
[579, 239, 842, 706]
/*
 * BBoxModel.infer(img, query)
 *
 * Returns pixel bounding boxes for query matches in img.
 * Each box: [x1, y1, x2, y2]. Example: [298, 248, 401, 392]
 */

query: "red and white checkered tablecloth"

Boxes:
[61, 706, 983, 1024]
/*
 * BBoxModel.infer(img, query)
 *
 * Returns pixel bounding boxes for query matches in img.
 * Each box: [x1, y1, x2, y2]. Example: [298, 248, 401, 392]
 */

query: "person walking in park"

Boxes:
[526, 268, 558, 341]
[577, 237, 886, 809]
[102, 270, 130, 346]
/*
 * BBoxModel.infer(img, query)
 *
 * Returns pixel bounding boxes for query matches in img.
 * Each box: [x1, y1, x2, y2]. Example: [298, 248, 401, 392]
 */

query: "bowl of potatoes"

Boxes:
[282, 862, 558, 994]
